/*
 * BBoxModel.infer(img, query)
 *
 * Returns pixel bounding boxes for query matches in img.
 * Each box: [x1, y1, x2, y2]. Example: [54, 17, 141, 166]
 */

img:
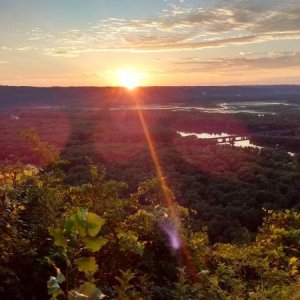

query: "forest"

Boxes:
[0, 89, 300, 299]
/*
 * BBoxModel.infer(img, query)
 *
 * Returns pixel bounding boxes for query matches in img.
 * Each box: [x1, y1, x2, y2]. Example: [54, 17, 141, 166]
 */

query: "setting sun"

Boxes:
[116, 68, 143, 90]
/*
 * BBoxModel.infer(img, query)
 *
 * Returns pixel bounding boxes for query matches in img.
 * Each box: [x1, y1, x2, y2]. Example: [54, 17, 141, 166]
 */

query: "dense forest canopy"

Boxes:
[0, 87, 299, 299]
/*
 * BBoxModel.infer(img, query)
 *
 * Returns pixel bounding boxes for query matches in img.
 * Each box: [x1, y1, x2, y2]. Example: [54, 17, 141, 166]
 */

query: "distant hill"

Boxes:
[0, 85, 300, 110]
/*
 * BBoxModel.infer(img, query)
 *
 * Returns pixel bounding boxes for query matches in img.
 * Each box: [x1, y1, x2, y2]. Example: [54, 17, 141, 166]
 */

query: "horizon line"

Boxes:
[0, 84, 300, 89]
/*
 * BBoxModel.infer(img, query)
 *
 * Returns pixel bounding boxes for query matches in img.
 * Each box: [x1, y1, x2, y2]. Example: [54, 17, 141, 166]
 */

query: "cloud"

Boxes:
[0, 60, 7, 64]
[26, 28, 54, 41]
[1, 47, 13, 51]
[171, 52, 300, 72]
[16, 47, 33, 51]
[43, 47, 80, 57]
[25, 1, 300, 54]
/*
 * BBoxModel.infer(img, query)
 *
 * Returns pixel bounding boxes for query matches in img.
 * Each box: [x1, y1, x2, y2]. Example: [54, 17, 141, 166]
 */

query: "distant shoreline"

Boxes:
[0, 84, 300, 88]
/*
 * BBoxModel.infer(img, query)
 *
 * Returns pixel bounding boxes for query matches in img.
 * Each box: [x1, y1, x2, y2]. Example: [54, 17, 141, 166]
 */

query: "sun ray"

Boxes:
[132, 93, 198, 282]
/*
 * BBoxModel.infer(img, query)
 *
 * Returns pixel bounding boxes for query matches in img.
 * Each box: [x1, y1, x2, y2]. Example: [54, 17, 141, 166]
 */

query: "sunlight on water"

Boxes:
[177, 131, 231, 139]
[177, 131, 265, 149]
[233, 140, 262, 149]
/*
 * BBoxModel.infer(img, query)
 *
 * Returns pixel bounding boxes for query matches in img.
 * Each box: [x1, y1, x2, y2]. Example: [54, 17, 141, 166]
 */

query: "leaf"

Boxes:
[82, 237, 108, 252]
[64, 217, 75, 233]
[65, 209, 105, 238]
[86, 213, 105, 237]
[75, 257, 98, 276]
[56, 268, 66, 284]
[48, 276, 60, 294]
[47, 276, 64, 298]
[290, 267, 298, 276]
[65, 209, 88, 237]
[50, 289, 64, 300]
[47, 267, 66, 298]
[209, 276, 219, 287]
[289, 257, 298, 266]
[68, 290, 88, 300]
[48, 228, 67, 249]
[18, 204, 26, 211]
[79, 282, 106, 300]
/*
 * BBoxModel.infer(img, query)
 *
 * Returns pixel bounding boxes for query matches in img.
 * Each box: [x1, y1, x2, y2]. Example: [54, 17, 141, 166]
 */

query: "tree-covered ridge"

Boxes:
[0, 100, 300, 299]
[2, 107, 300, 246]
[0, 163, 299, 299]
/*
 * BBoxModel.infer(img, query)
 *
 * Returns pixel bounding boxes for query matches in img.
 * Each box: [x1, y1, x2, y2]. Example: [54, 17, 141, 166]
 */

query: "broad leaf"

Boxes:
[82, 237, 108, 252]
[65, 208, 88, 237]
[47, 276, 60, 294]
[47, 276, 64, 299]
[79, 282, 106, 300]
[86, 213, 105, 237]
[56, 268, 66, 284]
[48, 228, 67, 249]
[75, 257, 98, 276]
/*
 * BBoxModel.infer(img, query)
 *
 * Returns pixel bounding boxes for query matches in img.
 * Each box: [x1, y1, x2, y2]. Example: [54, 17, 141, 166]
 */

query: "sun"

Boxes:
[115, 68, 142, 90]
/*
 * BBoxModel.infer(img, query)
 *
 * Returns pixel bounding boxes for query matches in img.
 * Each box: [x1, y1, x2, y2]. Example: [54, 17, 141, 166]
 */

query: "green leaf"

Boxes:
[68, 290, 87, 300]
[75, 257, 98, 276]
[209, 276, 219, 287]
[79, 282, 106, 300]
[48, 228, 67, 249]
[82, 237, 108, 252]
[48, 276, 60, 294]
[65, 209, 88, 237]
[86, 212, 105, 237]
[56, 268, 66, 284]
[65, 209, 105, 238]
[47, 276, 64, 298]
[64, 217, 75, 233]
[289, 256, 298, 266]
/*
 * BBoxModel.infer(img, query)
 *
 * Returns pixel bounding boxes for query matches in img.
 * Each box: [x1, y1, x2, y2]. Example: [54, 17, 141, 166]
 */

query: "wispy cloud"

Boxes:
[23, 1, 300, 56]
[1, 47, 13, 51]
[170, 52, 300, 72]
[16, 47, 34, 51]
[26, 28, 54, 41]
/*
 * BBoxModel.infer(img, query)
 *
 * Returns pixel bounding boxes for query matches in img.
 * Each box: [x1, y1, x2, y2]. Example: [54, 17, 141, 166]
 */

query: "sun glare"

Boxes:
[116, 68, 142, 90]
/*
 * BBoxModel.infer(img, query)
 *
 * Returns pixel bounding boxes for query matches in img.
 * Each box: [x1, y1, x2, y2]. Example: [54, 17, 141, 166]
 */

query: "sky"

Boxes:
[0, 0, 300, 86]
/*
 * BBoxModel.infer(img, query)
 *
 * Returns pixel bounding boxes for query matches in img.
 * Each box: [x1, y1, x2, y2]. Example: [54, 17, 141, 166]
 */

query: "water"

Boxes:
[176, 131, 296, 155]
[233, 139, 262, 149]
[177, 131, 230, 139]
[177, 131, 262, 148]
[109, 100, 298, 114]
[33, 100, 299, 115]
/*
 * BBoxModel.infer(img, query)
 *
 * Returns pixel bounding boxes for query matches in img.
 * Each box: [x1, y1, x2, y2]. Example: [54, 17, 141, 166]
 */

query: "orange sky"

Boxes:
[1, 0, 300, 86]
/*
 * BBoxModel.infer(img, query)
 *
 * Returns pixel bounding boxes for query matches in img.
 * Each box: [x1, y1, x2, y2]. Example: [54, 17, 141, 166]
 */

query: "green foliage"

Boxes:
[69, 282, 105, 300]
[75, 257, 98, 277]
[21, 128, 59, 165]
[47, 208, 108, 299]
[49, 228, 68, 250]
[47, 268, 66, 299]
[64, 208, 106, 238]
[116, 231, 145, 257]
[113, 269, 142, 300]
[1, 161, 299, 299]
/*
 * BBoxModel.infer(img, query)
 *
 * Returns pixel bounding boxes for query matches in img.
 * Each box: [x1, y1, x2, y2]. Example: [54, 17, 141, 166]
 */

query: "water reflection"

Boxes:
[177, 131, 230, 139]
[232, 140, 262, 149]
[178, 131, 262, 150]
[177, 131, 296, 156]
[34, 100, 299, 115]
[108, 101, 299, 114]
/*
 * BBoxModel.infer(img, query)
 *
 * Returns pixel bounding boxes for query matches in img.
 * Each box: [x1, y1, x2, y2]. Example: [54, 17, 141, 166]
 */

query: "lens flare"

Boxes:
[131, 93, 198, 282]
[160, 221, 181, 250]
